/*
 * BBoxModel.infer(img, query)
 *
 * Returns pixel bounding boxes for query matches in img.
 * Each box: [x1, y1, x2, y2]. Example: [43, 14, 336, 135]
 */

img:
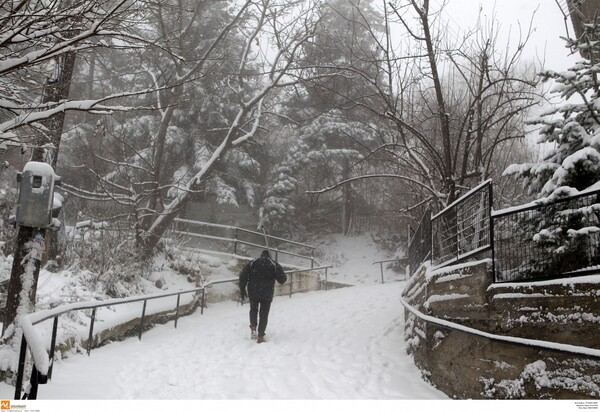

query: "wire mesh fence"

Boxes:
[431, 181, 492, 267]
[492, 189, 600, 282]
[407, 180, 600, 283]
[408, 205, 432, 276]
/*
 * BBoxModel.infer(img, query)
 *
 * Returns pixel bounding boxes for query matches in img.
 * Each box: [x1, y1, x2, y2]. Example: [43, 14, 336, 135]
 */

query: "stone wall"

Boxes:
[402, 260, 600, 399]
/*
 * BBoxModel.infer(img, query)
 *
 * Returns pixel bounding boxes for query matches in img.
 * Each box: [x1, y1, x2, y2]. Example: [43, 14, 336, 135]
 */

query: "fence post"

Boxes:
[289, 273, 293, 298]
[234, 229, 238, 255]
[174, 293, 181, 329]
[27, 365, 40, 400]
[87, 308, 96, 356]
[489, 183, 496, 282]
[324, 267, 328, 291]
[14, 335, 27, 400]
[48, 316, 59, 379]
[430, 206, 434, 267]
[379, 262, 385, 284]
[139, 300, 147, 341]
[455, 207, 460, 261]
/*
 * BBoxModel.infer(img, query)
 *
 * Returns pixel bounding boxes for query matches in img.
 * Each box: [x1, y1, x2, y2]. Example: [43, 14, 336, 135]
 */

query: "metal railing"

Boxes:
[172, 219, 318, 268]
[15, 277, 238, 400]
[408, 205, 432, 276]
[492, 188, 600, 283]
[373, 258, 409, 283]
[15, 263, 336, 399]
[407, 180, 600, 284]
[400, 295, 600, 358]
[431, 180, 493, 268]
[284, 265, 334, 294]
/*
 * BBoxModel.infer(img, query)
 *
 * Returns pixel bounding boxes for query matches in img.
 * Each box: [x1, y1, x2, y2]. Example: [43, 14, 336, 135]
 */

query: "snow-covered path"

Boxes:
[22, 282, 447, 400]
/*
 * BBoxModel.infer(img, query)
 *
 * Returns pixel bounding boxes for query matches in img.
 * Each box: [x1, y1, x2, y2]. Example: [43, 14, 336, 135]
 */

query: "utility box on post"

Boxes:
[15, 161, 61, 228]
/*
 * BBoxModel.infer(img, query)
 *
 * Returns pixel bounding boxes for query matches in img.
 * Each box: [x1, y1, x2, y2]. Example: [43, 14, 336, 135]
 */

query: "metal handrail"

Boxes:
[173, 230, 316, 265]
[16, 277, 238, 400]
[172, 218, 319, 268]
[173, 218, 315, 249]
[399, 295, 600, 358]
[285, 265, 334, 294]
[372, 258, 408, 283]
[16, 262, 336, 399]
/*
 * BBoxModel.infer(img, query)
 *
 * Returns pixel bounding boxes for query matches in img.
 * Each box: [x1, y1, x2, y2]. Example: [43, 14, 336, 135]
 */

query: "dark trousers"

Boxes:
[249, 300, 272, 337]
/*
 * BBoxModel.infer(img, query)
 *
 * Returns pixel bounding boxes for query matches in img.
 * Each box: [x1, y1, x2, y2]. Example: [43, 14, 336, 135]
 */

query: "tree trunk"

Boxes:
[341, 161, 352, 234]
[419, 0, 455, 202]
[2, 227, 42, 335]
[3, 53, 75, 334]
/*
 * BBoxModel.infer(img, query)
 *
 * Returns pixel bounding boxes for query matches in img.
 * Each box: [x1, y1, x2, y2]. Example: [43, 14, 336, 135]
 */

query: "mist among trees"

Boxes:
[0, 0, 556, 292]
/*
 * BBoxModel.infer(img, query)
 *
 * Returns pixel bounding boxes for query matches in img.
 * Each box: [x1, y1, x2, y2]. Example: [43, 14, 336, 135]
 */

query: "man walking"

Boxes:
[239, 250, 287, 343]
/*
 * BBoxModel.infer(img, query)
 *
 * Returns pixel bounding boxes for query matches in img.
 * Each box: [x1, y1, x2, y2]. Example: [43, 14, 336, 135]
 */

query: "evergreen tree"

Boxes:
[505, 22, 600, 198]
[501, 22, 600, 280]
[260, 110, 377, 235]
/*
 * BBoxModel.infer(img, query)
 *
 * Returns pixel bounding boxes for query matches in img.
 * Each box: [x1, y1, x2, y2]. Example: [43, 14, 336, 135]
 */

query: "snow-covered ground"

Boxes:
[0, 235, 591, 411]
[312, 233, 404, 285]
[0, 234, 438, 401]
[15, 282, 445, 400]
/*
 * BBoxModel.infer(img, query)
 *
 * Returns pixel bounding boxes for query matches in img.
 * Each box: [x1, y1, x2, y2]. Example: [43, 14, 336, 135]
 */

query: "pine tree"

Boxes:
[260, 110, 377, 235]
[505, 22, 600, 198]
[501, 22, 600, 280]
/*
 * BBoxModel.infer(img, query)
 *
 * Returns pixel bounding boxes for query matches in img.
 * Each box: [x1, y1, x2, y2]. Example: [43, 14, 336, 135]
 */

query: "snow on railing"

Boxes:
[399, 296, 600, 359]
[15, 261, 335, 400]
[15, 277, 239, 400]
[172, 218, 319, 268]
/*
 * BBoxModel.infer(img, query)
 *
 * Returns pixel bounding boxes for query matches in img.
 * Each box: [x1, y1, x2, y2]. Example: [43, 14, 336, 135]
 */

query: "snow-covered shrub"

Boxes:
[62, 219, 150, 298]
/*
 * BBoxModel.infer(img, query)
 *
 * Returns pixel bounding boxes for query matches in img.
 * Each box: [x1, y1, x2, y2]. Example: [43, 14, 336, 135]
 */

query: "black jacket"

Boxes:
[239, 254, 287, 302]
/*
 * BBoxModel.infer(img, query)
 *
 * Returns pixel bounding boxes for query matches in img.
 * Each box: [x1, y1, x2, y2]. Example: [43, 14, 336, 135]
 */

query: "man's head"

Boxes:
[261, 249, 271, 258]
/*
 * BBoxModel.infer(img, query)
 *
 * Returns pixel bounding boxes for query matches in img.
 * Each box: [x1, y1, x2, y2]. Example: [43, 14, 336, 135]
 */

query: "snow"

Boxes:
[0, 230, 596, 410]
[424, 293, 470, 309]
[400, 296, 600, 359]
[312, 234, 402, 285]
[8, 282, 446, 401]
[0, 234, 441, 404]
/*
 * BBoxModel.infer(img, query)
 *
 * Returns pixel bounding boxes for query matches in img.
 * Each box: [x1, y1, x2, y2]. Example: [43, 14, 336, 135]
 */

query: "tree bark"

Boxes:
[3, 52, 75, 334]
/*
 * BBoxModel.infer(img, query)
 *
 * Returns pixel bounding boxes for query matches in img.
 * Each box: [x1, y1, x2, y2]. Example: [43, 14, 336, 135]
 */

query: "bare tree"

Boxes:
[308, 0, 539, 215]
[59, 0, 324, 255]
[0, 0, 158, 356]
[0, 0, 146, 153]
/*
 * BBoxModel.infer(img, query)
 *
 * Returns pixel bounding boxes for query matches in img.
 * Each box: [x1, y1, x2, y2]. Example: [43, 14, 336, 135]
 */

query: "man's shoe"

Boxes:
[250, 326, 257, 340]
[257, 335, 266, 343]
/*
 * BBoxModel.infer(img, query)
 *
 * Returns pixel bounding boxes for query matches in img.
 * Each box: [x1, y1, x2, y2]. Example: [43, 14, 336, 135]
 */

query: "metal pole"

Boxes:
[174, 293, 181, 329]
[27, 365, 39, 400]
[14, 335, 27, 400]
[139, 300, 147, 340]
[289, 273, 293, 298]
[234, 229, 238, 255]
[87, 308, 96, 356]
[48, 316, 59, 379]
[455, 208, 460, 261]
[325, 267, 328, 291]
[380, 262, 385, 284]
[489, 183, 496, 282]
[201, 288, 206, 315]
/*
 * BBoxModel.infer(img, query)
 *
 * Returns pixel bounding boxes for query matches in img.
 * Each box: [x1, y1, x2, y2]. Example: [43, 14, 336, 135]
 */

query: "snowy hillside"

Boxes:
[312, 233, 404, 285]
